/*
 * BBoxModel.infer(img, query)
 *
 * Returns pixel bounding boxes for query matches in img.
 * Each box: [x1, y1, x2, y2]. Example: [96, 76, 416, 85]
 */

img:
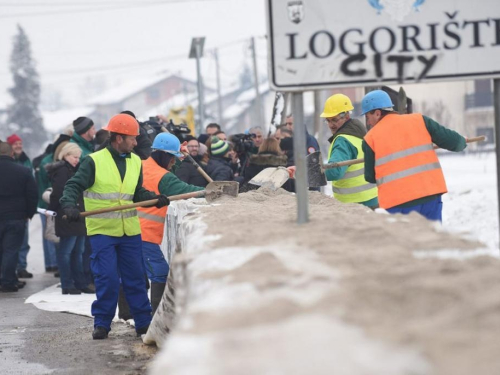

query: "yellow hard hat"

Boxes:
[320, 94, 354, 118]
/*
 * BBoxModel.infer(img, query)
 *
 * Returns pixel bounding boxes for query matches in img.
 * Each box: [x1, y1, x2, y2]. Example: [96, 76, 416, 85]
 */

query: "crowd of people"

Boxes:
[0, 109, 321, 337]
[0, 89, 467, 340]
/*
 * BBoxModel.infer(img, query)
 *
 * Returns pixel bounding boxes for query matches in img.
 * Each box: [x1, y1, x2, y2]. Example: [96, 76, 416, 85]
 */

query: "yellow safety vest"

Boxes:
[328, 134, 378, 204]
[84, 148, 142, 237]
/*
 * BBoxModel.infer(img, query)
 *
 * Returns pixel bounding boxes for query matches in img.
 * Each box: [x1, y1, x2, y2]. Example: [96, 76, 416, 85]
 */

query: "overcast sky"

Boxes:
[0, 0, 268, 107]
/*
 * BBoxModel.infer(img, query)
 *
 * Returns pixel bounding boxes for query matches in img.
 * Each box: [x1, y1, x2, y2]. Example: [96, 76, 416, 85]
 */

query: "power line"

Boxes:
[0, 0, 226, 18]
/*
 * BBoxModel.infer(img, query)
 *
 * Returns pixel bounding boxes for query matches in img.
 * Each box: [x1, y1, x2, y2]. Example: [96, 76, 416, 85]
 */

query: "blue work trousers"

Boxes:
[386, 196, 443, 222]
[17, 221, 30, 271]
[142, 241, 169, 283]
[39, 214, 58, 269]
[0, 220, 25, 287]
[83, 236, 93, 285]
[57, 235, 86, 290]
[89, 234, 152, 331]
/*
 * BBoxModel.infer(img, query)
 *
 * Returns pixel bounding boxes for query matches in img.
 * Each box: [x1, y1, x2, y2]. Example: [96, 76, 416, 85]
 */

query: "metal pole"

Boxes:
[292, 92, 309, 224]
[250, 37, 263, 127]
[313, 90, 322, 140]
[195, 42, 205, 135]
[493, 78, 500, 251]
[214, 48, 224, 127]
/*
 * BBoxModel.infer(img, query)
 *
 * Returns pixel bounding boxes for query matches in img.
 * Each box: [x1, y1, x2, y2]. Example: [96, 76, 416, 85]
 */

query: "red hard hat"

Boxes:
[103, 114, 140, 136]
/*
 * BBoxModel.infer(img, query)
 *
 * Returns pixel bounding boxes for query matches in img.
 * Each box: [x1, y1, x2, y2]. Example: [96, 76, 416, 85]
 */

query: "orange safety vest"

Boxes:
[137, 157, 168, 244]
[364, 113, 447, 209]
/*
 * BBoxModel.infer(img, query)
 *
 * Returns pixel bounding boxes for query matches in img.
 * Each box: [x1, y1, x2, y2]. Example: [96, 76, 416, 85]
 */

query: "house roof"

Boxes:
[42, 106, 95, 133]
[88, 72, 198, 106]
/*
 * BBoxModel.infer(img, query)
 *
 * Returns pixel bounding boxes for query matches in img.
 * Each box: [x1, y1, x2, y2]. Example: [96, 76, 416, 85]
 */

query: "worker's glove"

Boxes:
[286, 166, 296, 179]
[154, 194, 170, 208]
[63, 207, 81, 223]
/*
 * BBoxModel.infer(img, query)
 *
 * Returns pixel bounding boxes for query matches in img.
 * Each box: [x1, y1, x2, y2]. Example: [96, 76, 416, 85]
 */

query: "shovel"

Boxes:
[249, 166, 290, 191]
[307, 135, 487, 187]
[66, 181, 238, 219]
[181, 151, 240, 195]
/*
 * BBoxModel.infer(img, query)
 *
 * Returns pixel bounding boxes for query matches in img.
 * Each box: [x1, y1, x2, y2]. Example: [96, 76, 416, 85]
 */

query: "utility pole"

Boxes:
[250, 37, 263, 127]
[292, 92, 309, 224]
[189, 37, 206, 136]
[213, 48, 224, 127]
[494, 78, 500, 252]
[313, 90, 322, 141]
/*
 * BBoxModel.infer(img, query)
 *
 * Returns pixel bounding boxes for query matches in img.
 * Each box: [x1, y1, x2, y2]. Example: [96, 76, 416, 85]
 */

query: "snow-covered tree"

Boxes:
[5, 25, 47, 157]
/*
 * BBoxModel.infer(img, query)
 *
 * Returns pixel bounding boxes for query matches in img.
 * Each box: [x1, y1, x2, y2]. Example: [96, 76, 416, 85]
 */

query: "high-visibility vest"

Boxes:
[84, 148, 142, 237]
[364, 113, 447, 209]
[137, 157, 168, 244]
[328, 134, 378, 204]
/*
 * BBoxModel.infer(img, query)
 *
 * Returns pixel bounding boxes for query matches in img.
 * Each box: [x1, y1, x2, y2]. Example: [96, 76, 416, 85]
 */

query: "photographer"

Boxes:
[229, 132, 256, 177]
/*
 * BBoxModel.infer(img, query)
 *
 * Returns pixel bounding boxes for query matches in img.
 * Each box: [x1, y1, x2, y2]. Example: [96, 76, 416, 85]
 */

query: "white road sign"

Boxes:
[266, 0, 500, 90]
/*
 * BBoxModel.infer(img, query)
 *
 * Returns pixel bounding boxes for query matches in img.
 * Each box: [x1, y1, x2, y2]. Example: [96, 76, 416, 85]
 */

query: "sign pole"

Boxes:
[189, 37, 206, 136]
[291, 92, 309, 224]
[494, 78, 500, 252]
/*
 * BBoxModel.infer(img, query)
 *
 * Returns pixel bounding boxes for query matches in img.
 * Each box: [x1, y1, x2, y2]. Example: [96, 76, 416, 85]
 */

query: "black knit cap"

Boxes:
[73, 117, 94, 135]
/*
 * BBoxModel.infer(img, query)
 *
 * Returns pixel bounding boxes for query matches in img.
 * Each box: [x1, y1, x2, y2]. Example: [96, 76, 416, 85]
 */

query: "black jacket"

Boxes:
[0, 156, 38, 221]
[46, 160, 86, 237]
[175, 156, 209, 188]
[206, 156, 235, 182]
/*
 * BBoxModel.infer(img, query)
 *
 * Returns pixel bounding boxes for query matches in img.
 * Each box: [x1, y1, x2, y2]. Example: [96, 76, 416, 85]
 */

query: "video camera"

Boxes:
[145, 117, 191, 142]
[230, 133, 255, 156]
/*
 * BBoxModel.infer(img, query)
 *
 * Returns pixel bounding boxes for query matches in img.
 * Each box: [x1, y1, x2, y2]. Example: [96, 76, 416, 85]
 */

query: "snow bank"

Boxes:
[146, 185, 500, 375]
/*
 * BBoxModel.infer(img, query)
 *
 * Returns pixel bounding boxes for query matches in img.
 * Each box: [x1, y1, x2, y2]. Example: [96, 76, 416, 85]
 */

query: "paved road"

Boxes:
[0, 217, 157, 375]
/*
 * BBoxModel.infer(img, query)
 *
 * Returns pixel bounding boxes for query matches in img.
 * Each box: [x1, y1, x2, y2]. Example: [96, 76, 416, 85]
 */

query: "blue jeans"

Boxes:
[386, 196, 443, 222]
[142, 241, 169, 283]
[89, 234, 152, 331]
[0, 220, 26, 287]
[17, 221, 30, 271]
[40, 214, 58, 268]
[57, 235, 86, 290]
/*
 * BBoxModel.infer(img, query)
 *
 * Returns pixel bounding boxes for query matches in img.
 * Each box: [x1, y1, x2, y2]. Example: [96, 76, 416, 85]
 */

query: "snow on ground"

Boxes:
[441, 151, 499, 254]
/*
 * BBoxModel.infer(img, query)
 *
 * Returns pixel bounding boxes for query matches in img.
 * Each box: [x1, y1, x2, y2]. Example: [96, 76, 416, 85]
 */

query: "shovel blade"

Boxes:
[307, 151, 327, 187]
[249, 167, 289, 191]
[205, 181, 239, 203]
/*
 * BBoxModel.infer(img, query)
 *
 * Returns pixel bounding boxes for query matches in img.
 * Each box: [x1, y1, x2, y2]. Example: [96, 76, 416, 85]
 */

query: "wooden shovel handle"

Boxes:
[465, 135, 486, 143]
[182, 152, 214, 183]
[169, 190, 206, 201]
[78, 199, 159, 218]
[159, 125, 214, 183]
[76, 191, 207, 218]
[322, 135, 486, 170]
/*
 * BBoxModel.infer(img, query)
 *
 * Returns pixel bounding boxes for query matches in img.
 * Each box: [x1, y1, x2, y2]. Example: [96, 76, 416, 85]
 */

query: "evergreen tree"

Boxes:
[5, 24, 47, 157]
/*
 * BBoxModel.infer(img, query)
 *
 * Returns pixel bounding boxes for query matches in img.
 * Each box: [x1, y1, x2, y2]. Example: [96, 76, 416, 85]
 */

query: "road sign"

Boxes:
[189, 37, 205, 59]
[266, 0, 500, 91]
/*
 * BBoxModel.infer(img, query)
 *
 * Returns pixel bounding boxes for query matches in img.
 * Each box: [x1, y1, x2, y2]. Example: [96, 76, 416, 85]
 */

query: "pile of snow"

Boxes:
[148, 165, 500, 374]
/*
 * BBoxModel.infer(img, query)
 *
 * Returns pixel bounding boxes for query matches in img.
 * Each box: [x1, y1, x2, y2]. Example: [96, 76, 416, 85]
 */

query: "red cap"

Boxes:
[7, 134, 22, 145]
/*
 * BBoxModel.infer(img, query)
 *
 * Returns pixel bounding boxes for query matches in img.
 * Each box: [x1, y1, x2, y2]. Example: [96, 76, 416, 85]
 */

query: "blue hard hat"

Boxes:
[360, 90, 394, 115]
[151, 133, 183, 157]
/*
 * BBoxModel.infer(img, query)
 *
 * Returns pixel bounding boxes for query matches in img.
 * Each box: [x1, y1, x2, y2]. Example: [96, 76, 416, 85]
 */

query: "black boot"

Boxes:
[117, 286, 133, 321]
[92, 326, 108, 340]
[17, 269, 33, 278]
[150, 282, 166, 316]
[136, 324, 149, 337]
